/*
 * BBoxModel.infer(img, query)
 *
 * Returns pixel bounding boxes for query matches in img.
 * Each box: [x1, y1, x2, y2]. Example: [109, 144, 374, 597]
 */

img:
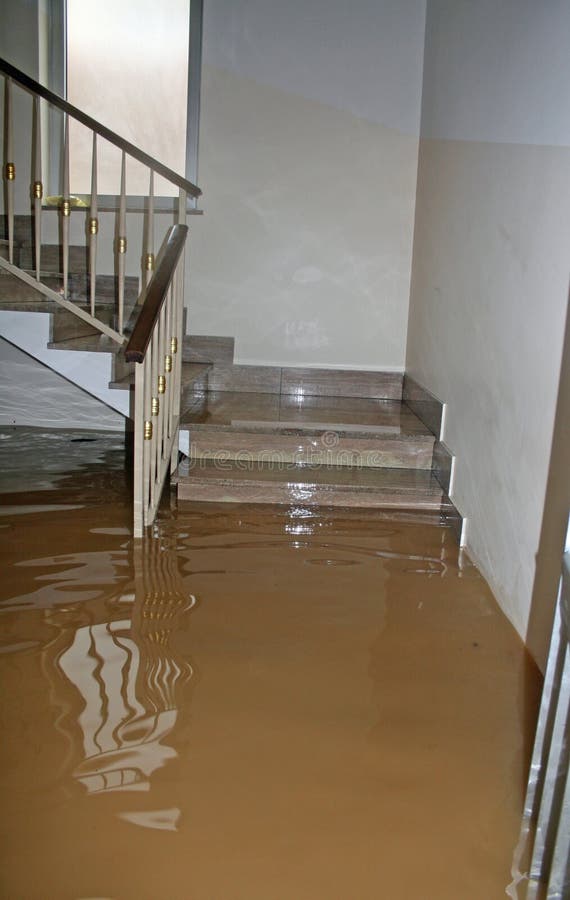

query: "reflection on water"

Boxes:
[46, 542, 195, 819]
[0, 428, 542, 899]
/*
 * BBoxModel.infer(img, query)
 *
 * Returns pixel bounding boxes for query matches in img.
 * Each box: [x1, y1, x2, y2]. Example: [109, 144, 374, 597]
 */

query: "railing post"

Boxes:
[89, 133, 98, 317]
[170, 188, 187, 472]
[133, 360, 145, 538]
[3, 77, 15, 264]
[32, 95, 43, 280]
[61, 113, 70, 298]
[117, 150, 127, 334]
[145, 169, 155, 289]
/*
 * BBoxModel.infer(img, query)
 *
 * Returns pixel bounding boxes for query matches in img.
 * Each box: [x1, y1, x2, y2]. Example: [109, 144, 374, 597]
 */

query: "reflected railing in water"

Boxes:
[42, 539, 195, 819]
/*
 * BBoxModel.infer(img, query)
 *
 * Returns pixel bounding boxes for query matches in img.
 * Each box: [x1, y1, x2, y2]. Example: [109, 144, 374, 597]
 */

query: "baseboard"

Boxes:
[402, 374, 464, 543]
[403, 374, 443, 438]
[182, 334, 235, 365]
[432, 440, 453, 495]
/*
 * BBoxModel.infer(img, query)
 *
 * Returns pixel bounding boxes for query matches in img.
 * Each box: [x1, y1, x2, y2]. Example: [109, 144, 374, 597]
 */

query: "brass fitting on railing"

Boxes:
[61, 198, 71, 217]
[165, 354, 172, 373]
[117, 236, 127, 254]
[158, 375, 166, 395]
[33, 180, 43, 199]
[89, 217, 99, 235]
[144, 420, 153, 440]
[151, 397, 159, 416]
[171, 337, 178, 355]
[4, 162, 15, 181]
[145, 252, 155, 272]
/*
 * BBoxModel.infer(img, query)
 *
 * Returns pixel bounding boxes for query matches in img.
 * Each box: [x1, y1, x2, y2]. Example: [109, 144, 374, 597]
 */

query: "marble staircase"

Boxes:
[2, 227, 458, 524]
[173, 367, 457, 520]
[0, 221, 211, 416]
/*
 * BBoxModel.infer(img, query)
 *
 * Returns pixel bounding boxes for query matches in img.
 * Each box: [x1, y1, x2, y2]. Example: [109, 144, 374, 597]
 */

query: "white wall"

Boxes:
[189, 0, 426, 369]
[406, 0, 570, 658]
[2, 1, 427, 370]
[0, 336, 124, 430]
[0, 309, 129, 417]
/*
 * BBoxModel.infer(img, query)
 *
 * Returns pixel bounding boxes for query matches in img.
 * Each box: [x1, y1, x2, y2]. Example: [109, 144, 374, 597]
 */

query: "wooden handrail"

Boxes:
[0, 56, 202, 199]
[125, 225, 188, 363]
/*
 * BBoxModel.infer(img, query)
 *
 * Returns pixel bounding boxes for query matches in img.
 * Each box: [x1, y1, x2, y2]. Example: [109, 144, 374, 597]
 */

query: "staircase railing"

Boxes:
[508, 529, 570, 898]
[0, 56, 200, 341]
[125, 224, 187, 538]
[0, 57, 201, 536]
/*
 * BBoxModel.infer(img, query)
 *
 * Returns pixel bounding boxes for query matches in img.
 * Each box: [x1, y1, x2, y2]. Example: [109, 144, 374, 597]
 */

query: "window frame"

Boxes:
[42, 0, 202, 213]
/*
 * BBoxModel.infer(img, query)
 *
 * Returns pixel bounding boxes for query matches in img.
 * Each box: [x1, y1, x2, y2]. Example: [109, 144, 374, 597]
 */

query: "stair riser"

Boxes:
[19, 244, 89, 274]
[186, 430, 434, 470]
[0, 241, 12, 265]
[50, 307, 119, 342]
[178, 480, 443, 510]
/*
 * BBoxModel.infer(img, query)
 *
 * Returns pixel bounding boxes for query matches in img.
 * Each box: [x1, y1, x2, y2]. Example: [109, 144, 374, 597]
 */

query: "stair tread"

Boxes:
[47, 334, 123, 353]
[180, 391, 432, 439]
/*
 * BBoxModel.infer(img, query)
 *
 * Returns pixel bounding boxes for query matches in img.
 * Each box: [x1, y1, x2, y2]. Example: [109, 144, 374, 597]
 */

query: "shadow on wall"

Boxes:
[526, 290, 570, 672]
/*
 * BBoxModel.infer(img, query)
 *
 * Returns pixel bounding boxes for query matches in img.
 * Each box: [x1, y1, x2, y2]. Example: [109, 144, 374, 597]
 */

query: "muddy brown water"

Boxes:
[0, 429, 540, 899]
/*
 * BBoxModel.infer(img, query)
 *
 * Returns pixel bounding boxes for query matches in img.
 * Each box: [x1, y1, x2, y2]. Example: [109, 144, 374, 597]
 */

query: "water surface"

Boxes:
[0, 429, 540, 899]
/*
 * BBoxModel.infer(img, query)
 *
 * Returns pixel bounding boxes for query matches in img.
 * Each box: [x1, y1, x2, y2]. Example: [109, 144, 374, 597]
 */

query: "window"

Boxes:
[42, 0, 202, 210]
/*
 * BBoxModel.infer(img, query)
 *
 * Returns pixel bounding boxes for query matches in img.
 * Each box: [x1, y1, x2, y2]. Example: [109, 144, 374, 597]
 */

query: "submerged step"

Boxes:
[180, 391, 435, 469]
[176, 458, 444, 510]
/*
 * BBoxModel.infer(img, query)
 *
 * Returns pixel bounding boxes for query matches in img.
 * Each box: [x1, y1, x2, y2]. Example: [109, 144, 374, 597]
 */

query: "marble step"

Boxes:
[175, 458, 444, 510]
[19, 243, 90, 274]
[0, 266, 139, 312]
[180, 391, 435, 469]
[47, 333, 125, 354]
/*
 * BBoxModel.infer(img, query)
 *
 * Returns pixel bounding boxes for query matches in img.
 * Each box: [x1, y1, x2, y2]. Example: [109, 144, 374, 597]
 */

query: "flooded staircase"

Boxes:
[172, 356, 458, 524]
[0, 56, 459, 535]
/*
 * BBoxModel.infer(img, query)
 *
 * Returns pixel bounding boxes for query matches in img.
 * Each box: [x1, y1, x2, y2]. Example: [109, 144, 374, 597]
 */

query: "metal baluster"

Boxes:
[165, 286, 174, 442]
[3, 78, 15, 264]
[547, 750, 570, 898]
[142, 351, 152, 529]
[178, 187, 187, 228]
[150, 328, 159, 512]
[32, 95, 43, 280]
[117, 150, 127, 334]
[529, 640, 570, 893]
[162, 300, 170, 456]
[174, 246, 184, 405]
[133, 359, 145, 538]
[89, 133, 98, 317]
[156, 307, 166, 478]
[61, 113, 70, 298]
[169, 188, 187, 473]
[145, 169, 155, 289]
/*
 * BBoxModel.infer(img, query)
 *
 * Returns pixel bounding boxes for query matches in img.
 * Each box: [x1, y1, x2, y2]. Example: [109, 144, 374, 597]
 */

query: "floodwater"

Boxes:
[0, 429, 541, 900]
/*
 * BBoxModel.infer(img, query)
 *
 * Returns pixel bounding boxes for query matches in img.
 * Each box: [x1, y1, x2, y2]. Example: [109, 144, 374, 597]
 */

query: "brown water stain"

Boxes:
[0, 429, 541, 900]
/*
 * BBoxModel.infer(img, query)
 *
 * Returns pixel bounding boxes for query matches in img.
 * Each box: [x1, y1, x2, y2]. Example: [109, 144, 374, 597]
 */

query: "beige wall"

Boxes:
[189, 0, 426, 369]
[407, 0, 570, 659]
